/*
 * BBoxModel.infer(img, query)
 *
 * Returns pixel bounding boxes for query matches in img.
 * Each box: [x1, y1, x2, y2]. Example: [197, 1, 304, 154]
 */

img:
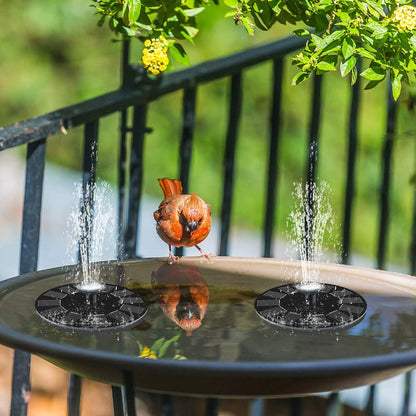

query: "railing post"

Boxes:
[263, 57, 284, 258]
[220, 71, 243, 255]
[175, 85, 197, 258]
[11, 138, 46, 416]
[124, 105, 147, 258]
[342, 58, 361, 265]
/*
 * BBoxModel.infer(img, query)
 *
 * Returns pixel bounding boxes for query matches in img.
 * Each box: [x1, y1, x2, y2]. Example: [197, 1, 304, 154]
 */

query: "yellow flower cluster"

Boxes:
[142, 36, 169, 75]
[392, 5, 416, 31]
[139, 346, 157, 359]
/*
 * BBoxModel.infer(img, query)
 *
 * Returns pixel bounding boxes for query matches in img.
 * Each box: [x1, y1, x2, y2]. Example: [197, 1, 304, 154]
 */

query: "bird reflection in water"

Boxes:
[151, 263, 209, 336]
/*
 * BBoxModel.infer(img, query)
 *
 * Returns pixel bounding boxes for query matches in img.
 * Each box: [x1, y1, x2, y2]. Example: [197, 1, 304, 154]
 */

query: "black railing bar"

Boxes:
[410, 141, 416, 276]
[219, 71, 243, 256]
[175, 85, 197, 258]
[304, 75, 323, 261]
[130, 36, 306, 94]
[289, 397, 303, 416]
[365, 384, 376, 416]
[250, 398, 265, 416]
[179, 86, 197, 193]
[263, 57, 284, 258]
[117, 108, 129, 259]
[0, 37, 306, 151]
[11, 138, 46, 416]
[112, 386, 125, 416]
[326, 392, 342, 416]
[67, 375, 82, 416]
[123, 372, 136, 416]
[161, 394, 174, 416]
[121, 40, 131, 88]
[401, 372, 412, 416]
[206, 398, 219, 416]
[342, 59, 362, 265]
[123, 104, 147, 258]
[377, 83, 397, 270]
[19, 139, 47, 274]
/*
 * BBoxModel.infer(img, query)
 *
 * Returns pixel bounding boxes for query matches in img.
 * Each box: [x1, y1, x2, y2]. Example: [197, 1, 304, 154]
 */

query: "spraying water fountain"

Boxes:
[35, 181, 148, 330]
[255, 181, 367, 331]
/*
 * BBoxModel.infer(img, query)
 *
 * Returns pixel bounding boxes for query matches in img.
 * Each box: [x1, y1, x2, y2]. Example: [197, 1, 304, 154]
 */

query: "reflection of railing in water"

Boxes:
[0, 32, 413, 416]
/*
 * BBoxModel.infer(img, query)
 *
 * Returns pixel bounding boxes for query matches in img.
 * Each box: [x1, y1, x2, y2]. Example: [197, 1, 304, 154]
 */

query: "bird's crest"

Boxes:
[158, 178, 183, 198]
[184, 193, 203, 215]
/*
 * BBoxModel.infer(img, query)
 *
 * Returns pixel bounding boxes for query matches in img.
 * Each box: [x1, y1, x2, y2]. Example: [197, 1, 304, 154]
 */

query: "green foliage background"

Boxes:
[1, 0, 416, 268]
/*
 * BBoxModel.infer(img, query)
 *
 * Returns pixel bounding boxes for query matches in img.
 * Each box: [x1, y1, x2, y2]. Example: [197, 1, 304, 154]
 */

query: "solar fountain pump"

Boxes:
[35, 181, 147, 330]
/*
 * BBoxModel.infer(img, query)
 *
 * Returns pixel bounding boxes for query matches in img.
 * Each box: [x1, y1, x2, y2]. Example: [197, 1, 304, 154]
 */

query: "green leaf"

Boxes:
[224, 0, 238, 6]
[150, 338, 165, 353]
[183, 7, 205, 17]
[351, 66, 358, 85]
[314, 30, 344, 52]
[357, 47, 375, 60]
[158, 335, 180, 358]
[342, 37, 355, 60]
[364, 79, 383, 90]
[391, 69, 403, 100]
[392, 76, 402, 100]
[367, 0, 385, 17]
[338, 11, 351, 24]
[269, 0, 282, 14]
[366, 22, 387, 39]
[315, 13, 328, 32]
[291, 71, 312, 85]
[411, 35, 416, 49]
[241, 16, 255, 35]
[224, 11, 236, 18]
[361, 66, 386, 81]
[183, 25, 199, 38]
[171, 43, 191, 65]
[317, 61, 337, 71]
[128, 0, 141, 25]
[251, 11, 269, 31]
[340, 56, 356, 77]
[311, 34, 325, 51]
[293, 28, 310, 38]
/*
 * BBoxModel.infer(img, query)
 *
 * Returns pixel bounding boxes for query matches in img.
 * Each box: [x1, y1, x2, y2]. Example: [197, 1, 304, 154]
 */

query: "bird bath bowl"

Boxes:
[0, 257, 416, 398]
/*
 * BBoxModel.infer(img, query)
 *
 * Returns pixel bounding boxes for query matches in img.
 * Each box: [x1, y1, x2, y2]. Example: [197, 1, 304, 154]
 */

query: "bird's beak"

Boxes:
[187, 219, 198, 233]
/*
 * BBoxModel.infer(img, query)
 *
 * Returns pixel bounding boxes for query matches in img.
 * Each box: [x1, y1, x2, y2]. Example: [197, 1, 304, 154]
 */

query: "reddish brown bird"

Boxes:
[153, 178, 212, 264]
[152, 263, 209, 336]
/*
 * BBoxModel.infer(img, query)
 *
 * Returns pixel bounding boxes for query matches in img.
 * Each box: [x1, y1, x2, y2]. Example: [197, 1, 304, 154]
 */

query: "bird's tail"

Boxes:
[158, 178, 183, 197]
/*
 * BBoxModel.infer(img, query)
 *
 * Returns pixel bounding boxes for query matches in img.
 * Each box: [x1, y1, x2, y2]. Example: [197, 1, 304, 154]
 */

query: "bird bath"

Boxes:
[0, 256, 416, 397]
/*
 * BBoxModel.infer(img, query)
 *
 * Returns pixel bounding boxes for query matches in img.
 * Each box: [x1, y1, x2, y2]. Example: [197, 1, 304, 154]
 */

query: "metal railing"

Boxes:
[0, 34, 414, 416]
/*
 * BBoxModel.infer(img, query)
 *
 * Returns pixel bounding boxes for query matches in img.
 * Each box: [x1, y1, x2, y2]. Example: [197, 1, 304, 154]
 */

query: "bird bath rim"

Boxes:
[0, 256, 415, 397]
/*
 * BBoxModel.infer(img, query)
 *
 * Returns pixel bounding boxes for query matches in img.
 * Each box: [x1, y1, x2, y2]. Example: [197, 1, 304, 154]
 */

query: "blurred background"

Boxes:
[1, 0, 416, 280]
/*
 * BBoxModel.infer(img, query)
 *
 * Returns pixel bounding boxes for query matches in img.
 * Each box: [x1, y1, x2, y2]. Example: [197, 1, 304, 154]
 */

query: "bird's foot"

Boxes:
[200, 252, 215, 263]
[195, 245, 215, 263]
[168, 252, 180, 265]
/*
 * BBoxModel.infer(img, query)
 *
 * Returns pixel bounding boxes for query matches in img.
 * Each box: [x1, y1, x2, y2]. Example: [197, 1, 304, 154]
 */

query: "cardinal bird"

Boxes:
[152, 263, 209, 335]
[153, 178, 212, 264]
